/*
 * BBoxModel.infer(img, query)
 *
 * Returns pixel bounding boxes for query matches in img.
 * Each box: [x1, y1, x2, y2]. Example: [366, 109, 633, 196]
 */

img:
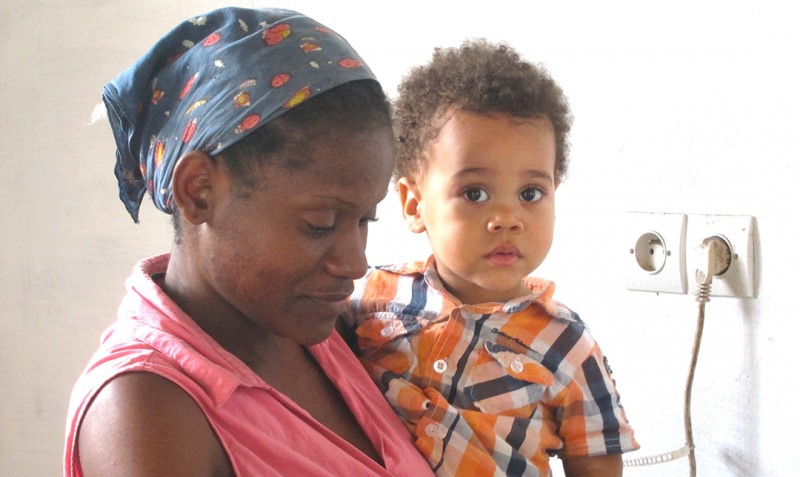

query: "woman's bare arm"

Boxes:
[78, 372, 232, 477]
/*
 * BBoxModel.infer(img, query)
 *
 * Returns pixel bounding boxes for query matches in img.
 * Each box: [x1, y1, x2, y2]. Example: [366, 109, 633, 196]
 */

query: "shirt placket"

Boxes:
[418, 307, 467, 394]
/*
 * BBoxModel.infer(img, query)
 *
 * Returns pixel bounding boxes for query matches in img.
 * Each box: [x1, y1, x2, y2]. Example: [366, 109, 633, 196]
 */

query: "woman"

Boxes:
[64, 7, 434, 476]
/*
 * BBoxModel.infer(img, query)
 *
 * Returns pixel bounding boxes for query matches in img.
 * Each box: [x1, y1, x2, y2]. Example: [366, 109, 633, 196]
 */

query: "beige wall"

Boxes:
[2, 1, 799, 475]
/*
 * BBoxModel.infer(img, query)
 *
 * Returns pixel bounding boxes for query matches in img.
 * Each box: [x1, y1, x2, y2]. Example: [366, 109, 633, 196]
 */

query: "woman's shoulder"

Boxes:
[76, 372, 232, 476]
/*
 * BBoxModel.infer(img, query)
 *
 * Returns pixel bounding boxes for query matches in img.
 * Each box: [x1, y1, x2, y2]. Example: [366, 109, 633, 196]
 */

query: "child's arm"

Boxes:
[555, 322, 638, 475]
[562, 453, 622, 477]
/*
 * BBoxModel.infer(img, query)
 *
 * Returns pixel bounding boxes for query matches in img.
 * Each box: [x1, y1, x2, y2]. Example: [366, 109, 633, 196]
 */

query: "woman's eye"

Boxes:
[520, 187, 543, 202]
[359, 216, 379, 227]
[307, 223, 336, 236]
[463, 188, 489, 202]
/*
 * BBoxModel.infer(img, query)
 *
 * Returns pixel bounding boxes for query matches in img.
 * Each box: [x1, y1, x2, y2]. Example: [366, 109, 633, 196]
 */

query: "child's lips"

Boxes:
[487, 244, 522, 266]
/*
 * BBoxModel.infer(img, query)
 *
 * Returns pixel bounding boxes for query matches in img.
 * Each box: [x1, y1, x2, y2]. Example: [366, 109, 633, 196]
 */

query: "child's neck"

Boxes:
[441, 279, 532, 306]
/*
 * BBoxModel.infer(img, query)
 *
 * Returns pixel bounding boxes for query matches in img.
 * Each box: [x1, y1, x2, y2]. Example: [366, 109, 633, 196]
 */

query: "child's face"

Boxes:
[401, 111, 558, 304]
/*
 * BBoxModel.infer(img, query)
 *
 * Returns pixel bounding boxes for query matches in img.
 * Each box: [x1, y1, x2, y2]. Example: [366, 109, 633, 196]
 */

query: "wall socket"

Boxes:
[624, 212, 688, 294]
[624, 212, 755, 297]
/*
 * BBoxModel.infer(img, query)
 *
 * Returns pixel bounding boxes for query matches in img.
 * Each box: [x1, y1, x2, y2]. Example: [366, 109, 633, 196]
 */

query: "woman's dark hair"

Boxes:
[171, 79, 392, 237]
[393, 39, 573, 181]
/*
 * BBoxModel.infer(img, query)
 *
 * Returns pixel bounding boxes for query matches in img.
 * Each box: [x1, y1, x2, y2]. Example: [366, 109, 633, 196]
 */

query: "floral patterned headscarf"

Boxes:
[103, 7, 377, 222]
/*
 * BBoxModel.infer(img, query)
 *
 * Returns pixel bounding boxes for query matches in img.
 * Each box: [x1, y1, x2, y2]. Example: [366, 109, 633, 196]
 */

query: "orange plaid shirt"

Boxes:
[345, 258, 638, 476]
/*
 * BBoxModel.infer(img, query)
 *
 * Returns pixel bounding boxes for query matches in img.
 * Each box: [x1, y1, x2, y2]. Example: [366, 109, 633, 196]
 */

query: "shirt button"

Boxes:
[380, 325, 394, 337]
[510, 358, 524, 374]
[433, 359, 448, 374]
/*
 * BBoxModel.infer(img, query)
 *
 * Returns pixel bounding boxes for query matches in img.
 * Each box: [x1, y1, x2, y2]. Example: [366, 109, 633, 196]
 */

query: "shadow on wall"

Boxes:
[722, 219, 760, 476]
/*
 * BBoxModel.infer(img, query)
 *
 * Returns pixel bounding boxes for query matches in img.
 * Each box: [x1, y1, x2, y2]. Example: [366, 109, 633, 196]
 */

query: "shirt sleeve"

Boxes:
[555, 343, 639, 457]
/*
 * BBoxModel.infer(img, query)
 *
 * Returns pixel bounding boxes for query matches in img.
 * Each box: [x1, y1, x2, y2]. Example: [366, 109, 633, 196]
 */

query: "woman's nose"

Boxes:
[325, 229, 369, 279]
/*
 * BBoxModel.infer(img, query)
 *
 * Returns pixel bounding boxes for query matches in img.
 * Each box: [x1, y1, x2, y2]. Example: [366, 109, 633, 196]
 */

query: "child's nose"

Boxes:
[487, 207, 524, 233]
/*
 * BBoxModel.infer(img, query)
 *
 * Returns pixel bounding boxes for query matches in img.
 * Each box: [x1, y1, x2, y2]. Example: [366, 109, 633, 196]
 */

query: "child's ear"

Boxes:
[397, 177, 426, 234]
[171, 150, 224, 225]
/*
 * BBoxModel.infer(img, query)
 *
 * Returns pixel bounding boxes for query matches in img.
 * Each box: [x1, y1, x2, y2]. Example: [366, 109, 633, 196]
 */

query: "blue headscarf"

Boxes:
[103, 7, 377, 222]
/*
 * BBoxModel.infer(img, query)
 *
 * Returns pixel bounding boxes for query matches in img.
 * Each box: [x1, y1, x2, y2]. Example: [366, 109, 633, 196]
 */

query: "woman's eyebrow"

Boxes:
[304, 195, 360, 209]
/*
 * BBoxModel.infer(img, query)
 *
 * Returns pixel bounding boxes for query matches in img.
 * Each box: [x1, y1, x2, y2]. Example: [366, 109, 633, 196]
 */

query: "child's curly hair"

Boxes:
[393, 39, 573, 181]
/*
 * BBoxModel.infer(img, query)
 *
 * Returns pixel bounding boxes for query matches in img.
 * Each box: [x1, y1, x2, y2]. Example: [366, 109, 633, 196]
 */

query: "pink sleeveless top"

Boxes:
[64, 254, 433, 477]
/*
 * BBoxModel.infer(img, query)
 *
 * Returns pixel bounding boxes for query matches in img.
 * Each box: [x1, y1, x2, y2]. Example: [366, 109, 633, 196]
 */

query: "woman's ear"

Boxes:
[396, 177, 426, 234]
[171, 151, 222, 225]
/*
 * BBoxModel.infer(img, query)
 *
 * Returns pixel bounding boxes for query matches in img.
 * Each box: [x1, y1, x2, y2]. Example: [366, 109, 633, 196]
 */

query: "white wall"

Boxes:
[2, 1, 797, 475]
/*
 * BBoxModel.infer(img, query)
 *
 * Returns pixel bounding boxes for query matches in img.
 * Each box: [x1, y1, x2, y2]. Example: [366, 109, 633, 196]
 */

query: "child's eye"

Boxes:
[463, 187, 489, 202]
[520, 187, 543, 202]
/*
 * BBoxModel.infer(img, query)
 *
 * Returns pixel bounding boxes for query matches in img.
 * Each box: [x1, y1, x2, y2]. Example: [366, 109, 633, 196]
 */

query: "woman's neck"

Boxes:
[162, 244, 294, 371]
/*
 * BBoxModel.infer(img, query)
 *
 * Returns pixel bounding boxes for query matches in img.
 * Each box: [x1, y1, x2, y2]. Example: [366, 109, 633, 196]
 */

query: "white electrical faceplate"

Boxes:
[686, 214, 755, 298]
[624, 212, 688, 294]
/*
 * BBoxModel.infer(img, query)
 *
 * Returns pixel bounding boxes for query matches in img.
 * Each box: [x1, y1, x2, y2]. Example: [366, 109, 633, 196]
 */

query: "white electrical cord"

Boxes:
[623, 445, 692, 467]
[682, 298, 705, 477]
[623, 236, 731, 477]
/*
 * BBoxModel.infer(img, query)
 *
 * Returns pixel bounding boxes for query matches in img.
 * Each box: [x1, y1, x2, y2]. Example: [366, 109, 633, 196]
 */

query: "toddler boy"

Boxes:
[346, 40, 638, 476]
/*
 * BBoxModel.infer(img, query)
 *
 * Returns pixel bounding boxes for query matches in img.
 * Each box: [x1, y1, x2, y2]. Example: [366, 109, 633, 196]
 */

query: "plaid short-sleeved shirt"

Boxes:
[345, 258, 639, 476]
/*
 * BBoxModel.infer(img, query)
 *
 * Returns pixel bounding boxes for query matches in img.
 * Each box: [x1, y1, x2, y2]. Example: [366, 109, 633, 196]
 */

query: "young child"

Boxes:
[345, 40, 639, 476]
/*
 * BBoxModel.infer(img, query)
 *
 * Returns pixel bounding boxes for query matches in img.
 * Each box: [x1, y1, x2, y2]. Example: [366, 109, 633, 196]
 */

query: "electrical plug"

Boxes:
[695, 236, 733, 302]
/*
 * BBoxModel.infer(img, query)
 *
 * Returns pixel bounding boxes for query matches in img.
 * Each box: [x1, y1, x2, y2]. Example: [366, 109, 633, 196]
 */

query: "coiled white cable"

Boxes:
[623, 445, 691, 466]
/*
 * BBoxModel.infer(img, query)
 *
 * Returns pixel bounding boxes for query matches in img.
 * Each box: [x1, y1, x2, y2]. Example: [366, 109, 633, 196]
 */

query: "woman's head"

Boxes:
[104, 7, 383, 223]
[104, 7, 395, 345]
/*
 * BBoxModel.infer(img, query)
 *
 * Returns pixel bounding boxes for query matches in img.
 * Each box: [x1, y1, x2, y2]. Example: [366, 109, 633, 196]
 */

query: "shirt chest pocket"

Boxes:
[463, 341, 555, 417]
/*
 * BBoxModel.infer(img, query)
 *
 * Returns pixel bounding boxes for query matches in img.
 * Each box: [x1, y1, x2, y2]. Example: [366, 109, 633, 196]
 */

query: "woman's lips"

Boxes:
[304, 290, 352, 316]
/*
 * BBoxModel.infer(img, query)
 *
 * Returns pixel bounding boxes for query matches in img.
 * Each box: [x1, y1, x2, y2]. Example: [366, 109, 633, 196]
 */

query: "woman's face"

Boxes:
[198, 127, 394, 346]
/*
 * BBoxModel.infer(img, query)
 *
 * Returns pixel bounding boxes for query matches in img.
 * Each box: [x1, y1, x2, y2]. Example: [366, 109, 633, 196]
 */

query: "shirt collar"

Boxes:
[377, 256, 577, 322]
[123, 254, 264, 407]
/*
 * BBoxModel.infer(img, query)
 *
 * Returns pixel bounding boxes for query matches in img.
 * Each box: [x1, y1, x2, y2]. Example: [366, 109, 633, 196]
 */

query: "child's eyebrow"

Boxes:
[454, 167, 554, 182]
[453, 166, 492, 178]
[521, 170, 555, 182]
